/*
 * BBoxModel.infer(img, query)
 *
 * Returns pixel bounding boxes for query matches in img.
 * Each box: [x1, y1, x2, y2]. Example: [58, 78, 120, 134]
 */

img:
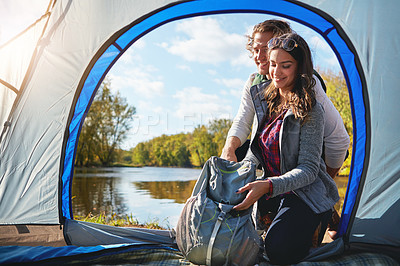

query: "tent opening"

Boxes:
[63, 5, 362, 239]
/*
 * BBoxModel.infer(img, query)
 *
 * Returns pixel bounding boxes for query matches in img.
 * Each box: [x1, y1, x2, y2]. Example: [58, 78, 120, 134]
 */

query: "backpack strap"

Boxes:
[206, 210, 226, 265]
[224, 214, 241, 265]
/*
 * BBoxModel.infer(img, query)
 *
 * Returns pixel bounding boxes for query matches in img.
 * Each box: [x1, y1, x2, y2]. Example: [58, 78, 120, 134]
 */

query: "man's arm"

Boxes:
[221, 75, 256, 161]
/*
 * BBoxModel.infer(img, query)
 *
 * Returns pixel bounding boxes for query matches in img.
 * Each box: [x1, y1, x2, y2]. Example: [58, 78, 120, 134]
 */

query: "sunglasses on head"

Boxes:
[267, 37, 298, 52]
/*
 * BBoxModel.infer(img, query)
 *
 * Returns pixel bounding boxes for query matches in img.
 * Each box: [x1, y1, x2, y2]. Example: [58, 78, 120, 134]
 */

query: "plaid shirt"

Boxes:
[258, 110, 287, 197]
[258, 110, 287, 177]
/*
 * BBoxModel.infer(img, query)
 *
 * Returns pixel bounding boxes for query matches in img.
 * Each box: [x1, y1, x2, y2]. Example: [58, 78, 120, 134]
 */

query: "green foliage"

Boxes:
[319, 70, 353, 176]
[321, 70, 352, 135]
[208, 118, 233, 154]
[189, 125, 218, 167]
[76, 78, 136, 166]
[130, 118, 232, 167]
[131, 142, 150, 166]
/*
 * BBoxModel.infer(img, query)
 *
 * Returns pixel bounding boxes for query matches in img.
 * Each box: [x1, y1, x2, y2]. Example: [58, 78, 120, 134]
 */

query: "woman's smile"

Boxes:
[269, 48, 298, 93]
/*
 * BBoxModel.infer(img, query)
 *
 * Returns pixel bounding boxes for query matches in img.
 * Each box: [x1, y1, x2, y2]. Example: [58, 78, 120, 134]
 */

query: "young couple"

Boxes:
[221, 20, 350, 264]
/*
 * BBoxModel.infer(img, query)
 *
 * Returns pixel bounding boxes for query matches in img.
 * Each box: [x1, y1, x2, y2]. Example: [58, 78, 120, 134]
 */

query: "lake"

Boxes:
[72, 167, 202, 228]
[72, 166, 348, 228]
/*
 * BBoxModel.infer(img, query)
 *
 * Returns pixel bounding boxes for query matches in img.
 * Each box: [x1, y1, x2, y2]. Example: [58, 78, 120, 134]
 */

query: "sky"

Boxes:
[0, 1, 341, 150]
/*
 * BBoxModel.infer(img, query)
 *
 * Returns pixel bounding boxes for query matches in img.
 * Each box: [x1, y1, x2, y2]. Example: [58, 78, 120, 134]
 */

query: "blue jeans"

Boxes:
[259, 193, 330, 264]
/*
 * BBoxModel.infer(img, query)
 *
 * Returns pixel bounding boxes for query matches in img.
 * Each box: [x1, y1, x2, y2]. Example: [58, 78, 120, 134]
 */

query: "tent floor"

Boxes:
[0, 225, 397, 265]
[0, 224, 66, 247]
[257, 252, 399, 266]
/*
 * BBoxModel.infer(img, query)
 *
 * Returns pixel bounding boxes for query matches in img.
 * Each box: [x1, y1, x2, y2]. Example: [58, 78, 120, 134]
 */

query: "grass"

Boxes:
[74, 212, 165, 229]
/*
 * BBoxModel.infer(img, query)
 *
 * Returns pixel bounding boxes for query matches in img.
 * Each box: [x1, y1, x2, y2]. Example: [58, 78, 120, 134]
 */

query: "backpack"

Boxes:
[176, 156, 261, 266]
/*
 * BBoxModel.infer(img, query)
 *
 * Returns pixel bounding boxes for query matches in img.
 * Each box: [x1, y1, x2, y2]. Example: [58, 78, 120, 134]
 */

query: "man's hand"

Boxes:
[233, 180, 270, 211]
[220, 136, 241, 162]
[220, 147, 238, 162]
[326, 165, 340, 179]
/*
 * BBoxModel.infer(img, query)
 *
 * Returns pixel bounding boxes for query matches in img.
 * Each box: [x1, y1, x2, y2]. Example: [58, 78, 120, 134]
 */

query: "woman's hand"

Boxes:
[233, 180, 271, 211]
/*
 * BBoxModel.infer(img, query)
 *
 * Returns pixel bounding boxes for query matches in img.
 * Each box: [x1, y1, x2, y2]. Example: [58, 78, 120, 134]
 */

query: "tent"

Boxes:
[0, 0, 399, 264]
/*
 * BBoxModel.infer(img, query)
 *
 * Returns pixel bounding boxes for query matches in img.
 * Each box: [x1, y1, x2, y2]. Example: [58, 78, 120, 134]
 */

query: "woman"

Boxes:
[221, 20, 350, 179]
[233, 33, 340, 264]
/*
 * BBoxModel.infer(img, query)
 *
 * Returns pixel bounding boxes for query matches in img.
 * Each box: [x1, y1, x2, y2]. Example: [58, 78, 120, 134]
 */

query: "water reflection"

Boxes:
[72, 167, 201, 227]
[133, 180, 197, 204]
[72, 175, 128, 217]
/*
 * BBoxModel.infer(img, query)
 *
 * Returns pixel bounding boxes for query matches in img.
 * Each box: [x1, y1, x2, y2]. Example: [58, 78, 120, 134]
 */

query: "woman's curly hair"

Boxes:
[264, 33, 316, 121]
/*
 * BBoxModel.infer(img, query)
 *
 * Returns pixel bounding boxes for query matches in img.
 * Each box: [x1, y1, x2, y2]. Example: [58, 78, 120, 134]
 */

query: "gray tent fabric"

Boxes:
[64, 219, 176, 247]
[0, 0, 178, 225]
[0, 0, 399, 263]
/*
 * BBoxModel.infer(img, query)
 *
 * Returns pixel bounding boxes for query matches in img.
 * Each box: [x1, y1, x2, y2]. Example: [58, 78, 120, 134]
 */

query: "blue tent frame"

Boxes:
[60, 0, 369, 240]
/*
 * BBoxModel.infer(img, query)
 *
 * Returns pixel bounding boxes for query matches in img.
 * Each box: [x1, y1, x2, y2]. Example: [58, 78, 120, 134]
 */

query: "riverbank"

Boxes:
[74, 212, 166, 229]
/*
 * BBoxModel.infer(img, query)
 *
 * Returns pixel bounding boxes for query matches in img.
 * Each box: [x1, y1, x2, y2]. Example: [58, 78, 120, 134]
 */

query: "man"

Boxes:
[221, 20, 350, 241]
[221, 19, 350, 179]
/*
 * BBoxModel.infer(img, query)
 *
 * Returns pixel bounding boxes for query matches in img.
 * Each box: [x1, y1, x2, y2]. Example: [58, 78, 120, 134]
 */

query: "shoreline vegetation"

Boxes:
[74, 212, 167, 230]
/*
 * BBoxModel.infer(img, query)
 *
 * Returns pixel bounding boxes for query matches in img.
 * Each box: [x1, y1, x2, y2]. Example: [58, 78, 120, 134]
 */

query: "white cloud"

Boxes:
[172, 87, 233, 126]
[308, 36, 332, 53]
[318, 55, 339, 68]
[207, 69, 217, 76]
[158, 42, 168, 49]
[108, 65, 165, 99]
[126, 103, 172, 144]
[307, 36, 339, 68]
[220, 90, 229, 96]
[177, 64, 192, 72]
[214, 78, 245, 98]
[231, 52, 254, 67]
[214, 78, 245, 89]
[162, 17, 248, 65]
[118, 47, 141, 65]
[136, 101, 165, 115]
[133, 38, 146, 49]
[117, 38, 147, 64]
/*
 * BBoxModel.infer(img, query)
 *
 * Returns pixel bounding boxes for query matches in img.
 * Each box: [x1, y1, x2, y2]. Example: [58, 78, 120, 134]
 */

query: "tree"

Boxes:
[131, 142, 150, 166]
[208, 118, 233, 155]
[189, 125, 218, 167]
[76, 78, 136, 166]
[128, 119, 232, 168]
[76, 113, 98, 166]
[168, 134, 191, 167]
